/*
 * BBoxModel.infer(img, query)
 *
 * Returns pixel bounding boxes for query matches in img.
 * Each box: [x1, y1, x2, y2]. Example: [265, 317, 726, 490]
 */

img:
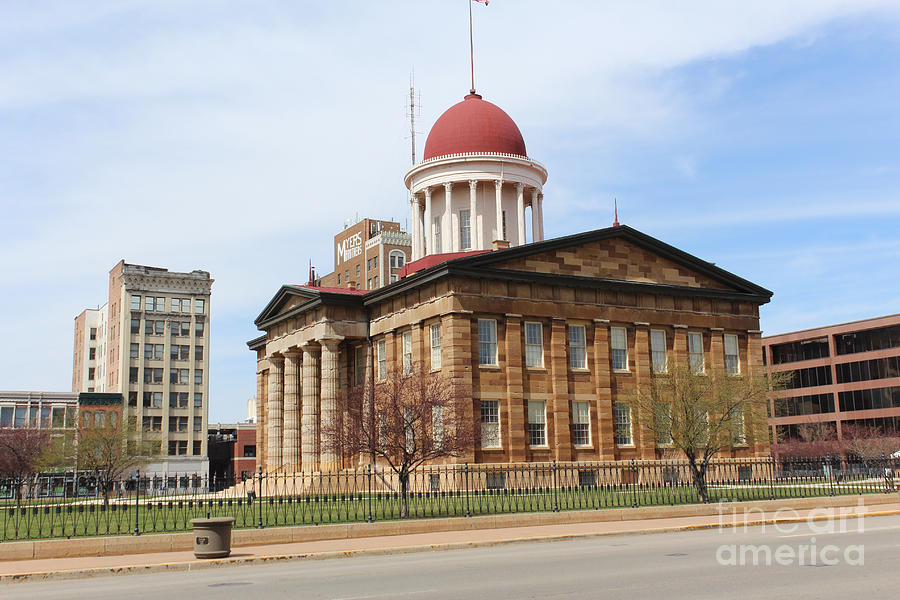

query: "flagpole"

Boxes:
[469, 0, 475, 93]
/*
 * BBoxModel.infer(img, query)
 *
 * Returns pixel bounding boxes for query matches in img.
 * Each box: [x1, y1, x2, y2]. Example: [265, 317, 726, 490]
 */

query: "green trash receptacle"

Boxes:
[191, 516, 235, 559]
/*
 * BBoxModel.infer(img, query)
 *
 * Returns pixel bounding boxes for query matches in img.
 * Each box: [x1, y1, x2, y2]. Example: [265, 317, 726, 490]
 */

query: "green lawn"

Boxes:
[1, 475, 893, 542]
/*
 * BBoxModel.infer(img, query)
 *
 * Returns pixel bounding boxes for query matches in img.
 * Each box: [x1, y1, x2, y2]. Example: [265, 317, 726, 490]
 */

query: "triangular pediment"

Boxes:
[453, 226, 771, 298]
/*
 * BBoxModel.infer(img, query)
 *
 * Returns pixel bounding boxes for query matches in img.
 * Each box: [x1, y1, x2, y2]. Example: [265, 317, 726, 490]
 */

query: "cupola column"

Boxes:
[444, 182, 456, 251]
[468, 180, 478, 249]
[410, 196, 422, 261]
[537, 191, 545, 241]
[531, 189, 543, 242]
[516, 183, 526, 246]
[424, 187, 433, 256]
[494, 180, 504, 241]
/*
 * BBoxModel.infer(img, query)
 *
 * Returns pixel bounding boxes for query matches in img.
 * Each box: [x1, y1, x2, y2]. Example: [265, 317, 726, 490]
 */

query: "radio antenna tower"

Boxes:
[406, 71, 422, 165]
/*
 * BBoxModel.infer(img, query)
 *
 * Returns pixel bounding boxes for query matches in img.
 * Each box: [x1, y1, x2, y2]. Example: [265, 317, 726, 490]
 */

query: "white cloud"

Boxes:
[1, 1, 899, 419]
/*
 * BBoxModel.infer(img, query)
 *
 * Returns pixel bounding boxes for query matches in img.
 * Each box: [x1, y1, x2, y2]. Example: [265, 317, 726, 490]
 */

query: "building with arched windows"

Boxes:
[249, 90, 772, 472]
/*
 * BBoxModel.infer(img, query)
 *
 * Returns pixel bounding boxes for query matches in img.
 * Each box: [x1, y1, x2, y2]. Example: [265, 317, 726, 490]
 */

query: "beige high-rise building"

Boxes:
[72, 260, 213, 477]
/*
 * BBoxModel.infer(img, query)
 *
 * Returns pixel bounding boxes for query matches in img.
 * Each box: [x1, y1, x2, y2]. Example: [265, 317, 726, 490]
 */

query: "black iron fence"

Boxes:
[1, 455, 896, 542]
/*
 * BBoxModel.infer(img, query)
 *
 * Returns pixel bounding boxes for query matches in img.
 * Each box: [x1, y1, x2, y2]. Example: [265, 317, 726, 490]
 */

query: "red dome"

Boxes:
[423, 93, 527, 160]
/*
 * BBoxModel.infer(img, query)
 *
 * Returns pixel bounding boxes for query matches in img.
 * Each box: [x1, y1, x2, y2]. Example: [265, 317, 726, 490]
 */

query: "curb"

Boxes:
[4, 508, 899, 585]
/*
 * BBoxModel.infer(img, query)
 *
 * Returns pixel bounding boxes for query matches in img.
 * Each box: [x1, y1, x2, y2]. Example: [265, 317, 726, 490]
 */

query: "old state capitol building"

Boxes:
[249, 91, 772, 472]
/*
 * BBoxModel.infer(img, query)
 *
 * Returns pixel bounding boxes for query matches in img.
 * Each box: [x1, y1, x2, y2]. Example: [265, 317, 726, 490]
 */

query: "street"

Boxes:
[5, 514, 900, 599]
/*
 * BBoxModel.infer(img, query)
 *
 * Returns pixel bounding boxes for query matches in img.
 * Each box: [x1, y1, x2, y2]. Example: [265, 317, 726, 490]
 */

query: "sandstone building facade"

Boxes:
[250, 91, 772, 472]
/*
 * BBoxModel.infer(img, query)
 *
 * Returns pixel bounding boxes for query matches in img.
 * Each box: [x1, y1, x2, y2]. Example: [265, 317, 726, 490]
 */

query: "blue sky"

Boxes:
[1, 1, 898, 422]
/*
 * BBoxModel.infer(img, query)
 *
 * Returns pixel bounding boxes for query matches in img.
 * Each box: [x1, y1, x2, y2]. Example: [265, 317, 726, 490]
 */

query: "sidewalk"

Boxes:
[3, 502, 899, 584]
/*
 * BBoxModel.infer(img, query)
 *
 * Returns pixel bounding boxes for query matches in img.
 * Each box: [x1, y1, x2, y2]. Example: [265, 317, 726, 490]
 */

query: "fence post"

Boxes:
[133, 469, 140, 536]
[552, 461, 559, 513]
[631, 459, 638, 509]
[367, 464, 373, 524]
[768, 455, 776, 501]
[256, 466, 264, 529]
[826, 455, 835, 496]
[465, 463, 471, 518]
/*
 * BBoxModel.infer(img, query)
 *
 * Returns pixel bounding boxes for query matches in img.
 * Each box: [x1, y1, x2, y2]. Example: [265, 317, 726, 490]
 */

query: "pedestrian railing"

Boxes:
[1, 455, 895, 541]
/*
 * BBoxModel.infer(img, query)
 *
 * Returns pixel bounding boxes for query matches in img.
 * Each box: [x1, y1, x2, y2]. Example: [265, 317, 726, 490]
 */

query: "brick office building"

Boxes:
[764, 314, 900, 443]
[249, 91, 772, 472]
[316, 218, 412, 291]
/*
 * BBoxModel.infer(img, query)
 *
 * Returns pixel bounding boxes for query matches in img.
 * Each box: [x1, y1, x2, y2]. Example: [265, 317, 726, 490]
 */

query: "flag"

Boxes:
[473, 0, 489, 5]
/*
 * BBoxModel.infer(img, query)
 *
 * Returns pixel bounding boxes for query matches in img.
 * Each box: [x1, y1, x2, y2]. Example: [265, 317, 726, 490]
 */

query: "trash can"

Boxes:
[190, 516, 235, 559]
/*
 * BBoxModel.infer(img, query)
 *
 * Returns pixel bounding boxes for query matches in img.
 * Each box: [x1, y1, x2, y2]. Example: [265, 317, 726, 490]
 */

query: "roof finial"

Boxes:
[613, 197, 620, 227]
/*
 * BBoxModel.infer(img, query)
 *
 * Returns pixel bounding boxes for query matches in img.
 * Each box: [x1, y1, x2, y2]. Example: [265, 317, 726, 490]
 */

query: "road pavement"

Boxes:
[4, 513, 898, 599]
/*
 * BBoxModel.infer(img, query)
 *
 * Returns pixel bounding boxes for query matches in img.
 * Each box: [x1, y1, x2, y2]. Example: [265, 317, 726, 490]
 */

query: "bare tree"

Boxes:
[770, 420, 841, 459]
[74, 414, 159, 506]
[635, 361, 778, 503]
[325, 364, 477, 518]
[841, 424, 900, 467]
[0, 428, 50, 501]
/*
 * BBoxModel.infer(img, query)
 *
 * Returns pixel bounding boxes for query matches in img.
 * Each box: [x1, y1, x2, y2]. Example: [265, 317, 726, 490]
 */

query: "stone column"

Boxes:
[424, 187, 433, 256]
[282, 349, 302, 471]
[468, 180, 478, 250]
[410, 196, 421, 261]
[593, 319, 614, 458]
[549, 318, 572, 461]
[443, 182, 455, 251]
[301, 343, 320, 471]
[516, 183, 526, 246]
[531, 188, 540, 243]
[504, 314, 526, 461]
[256, 368, 267, 468]
[633, 323, 656, 459]
[444, 312, 475, 462]
[266, 354, 284, 469]
[494, 180, 504, 241]
[360, 340, 375, 466]
[319, 338, 342, 472]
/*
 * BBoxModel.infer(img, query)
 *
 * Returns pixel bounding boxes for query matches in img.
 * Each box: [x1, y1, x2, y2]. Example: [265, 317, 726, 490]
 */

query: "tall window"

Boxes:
[524, 322, 544, 368]
[172, 298, 181, 313]
[356, 264, 361, 278]
[354, 346, 364, 386]
[569, 325, 587, 369]
[195, 321, 204, 337]
[459, 209, 471, 249]
[611, 327, 628, 371]
[724, 334, 740, 375]
[478, 319, 498, 366]
[430, 323, 442, 370]
[655, 402, 673, 446]
[402, 331, 412, 374]
[194, 369, 203, 384]
[195, 299, 205, 314]
[130, 295, 141, 310]
[432, 405, 443, 447]
[527, 401, 546, 446]
[130, 343, 139, 359]
[651, 330, 667, 374]
[89, 327, 97, 340]
[481, 400, 500, 448]
[572, 401, 590, 446]
[433, 217, 442, 253]
[130, 319, 140, 334]
[502, 210, 507, 239]
[377, 339, 386, 380]
[688, 332, 705, 373]
[730, 407, 746, 445]
[614, 402, 633, 446]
